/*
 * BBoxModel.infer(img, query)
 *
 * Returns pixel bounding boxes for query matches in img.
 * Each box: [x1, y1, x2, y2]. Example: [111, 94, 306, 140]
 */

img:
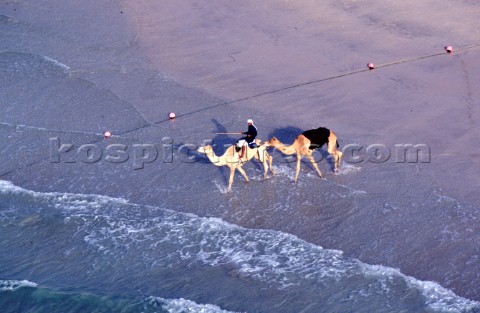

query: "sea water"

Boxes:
[1, 180, 479, 313]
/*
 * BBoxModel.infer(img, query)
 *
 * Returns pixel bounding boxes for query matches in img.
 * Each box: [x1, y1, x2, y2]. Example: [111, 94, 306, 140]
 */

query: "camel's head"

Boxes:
[265, 137, 279, 147]
[196, 145, 213, 154]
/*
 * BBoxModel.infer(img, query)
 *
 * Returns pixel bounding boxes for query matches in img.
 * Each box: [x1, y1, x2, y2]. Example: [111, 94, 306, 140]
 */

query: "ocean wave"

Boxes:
[0, 279, 38, 292]
[0, 279, 234, 313]
[0, 14, 16, 24]
[0, 280, 239, 313]
[41, 55, 70, 72]
[0, 51, 70, 77]
[361, 265, 480, 312]
[149, 297, 242, 313]
[1, 179, 479, 312]
[0, 179, 128, 208]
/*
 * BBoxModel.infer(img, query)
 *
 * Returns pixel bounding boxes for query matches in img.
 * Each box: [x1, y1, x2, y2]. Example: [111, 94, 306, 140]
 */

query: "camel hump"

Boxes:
[302, 127, 330, 150]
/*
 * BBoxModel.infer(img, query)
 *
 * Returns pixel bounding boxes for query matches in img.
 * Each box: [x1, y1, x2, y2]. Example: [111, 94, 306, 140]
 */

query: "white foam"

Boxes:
[0, 179, 129, 210]
[0, 280, 38, 292]
[41, 55, 70, 72]
[77, 202, 480, 310]
[434, 190, 461, 206]
[2, 52, 71, 76]
[3, 179, 479, 311]
[336, 163, 361, 175]
[433, 189, 478, 222]
[325, 180, 367, 196]
[148, 297, 242, 313]
[406, 277, 479, 312]
[213, 180, 230, 194]
[361, 264, 480, 312]
[0, 180, 23, 192]
[271, 164, 295, 180]
[80, 204, 351, 289]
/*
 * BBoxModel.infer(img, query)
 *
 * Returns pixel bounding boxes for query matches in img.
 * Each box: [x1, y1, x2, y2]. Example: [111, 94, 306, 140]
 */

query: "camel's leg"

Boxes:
[261, 159, 268, 179]
[228, 166, 236, 190]
[307, 155, 323, 179]
[333, 150, 343, 171]
[236, 166, 250, 183]
[259, 149, 269, 179]
[327, 132, 342, 171]
[255, 148, 270, 179]
[267, 152, 274, 175]
[294, 153, 302, 183]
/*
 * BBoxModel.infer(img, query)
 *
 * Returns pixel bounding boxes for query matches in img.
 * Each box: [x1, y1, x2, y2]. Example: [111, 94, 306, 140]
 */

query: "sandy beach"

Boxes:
[123, 0, 480, 201]
[1, 0, 480, 311]
[125, 0, 480, 298]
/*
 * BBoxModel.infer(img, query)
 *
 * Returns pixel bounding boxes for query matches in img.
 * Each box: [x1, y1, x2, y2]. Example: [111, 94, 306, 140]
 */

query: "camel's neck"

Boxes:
[272, 140, 297, 155]
[205, 151, 227, 166]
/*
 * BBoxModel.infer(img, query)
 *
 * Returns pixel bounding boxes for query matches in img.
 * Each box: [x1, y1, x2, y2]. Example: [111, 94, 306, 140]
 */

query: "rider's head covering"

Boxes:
[247, 119, 253, 124]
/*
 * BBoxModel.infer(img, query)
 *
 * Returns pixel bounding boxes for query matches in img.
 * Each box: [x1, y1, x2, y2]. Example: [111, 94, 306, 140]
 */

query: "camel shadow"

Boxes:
[211, 118, 238, 155]
[177, 119, 237, 167]
[267, 126, 303, 143]
[267, 126, 336, 172]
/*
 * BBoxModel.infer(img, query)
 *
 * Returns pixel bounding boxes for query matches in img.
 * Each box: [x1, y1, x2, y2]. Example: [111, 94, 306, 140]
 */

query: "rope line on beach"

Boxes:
[0, 122, 144, 177]
[0, 122, 142, 141]
[119, 42, 480, 134]
[2, 44, 480, 177]
[0, 129, 145, 178]
[373, 43, 480, 69]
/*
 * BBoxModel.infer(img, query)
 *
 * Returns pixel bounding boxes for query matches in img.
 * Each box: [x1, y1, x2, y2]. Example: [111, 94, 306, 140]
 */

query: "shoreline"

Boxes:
[1, 0, 479, 303]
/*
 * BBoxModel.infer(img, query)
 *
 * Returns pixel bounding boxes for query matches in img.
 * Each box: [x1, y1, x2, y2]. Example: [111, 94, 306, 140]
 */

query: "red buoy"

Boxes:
[367, 63, 375, 70]
[169, 112, 176, 119]
[445, 45, 453, 53]
[104, 131, 112, 138]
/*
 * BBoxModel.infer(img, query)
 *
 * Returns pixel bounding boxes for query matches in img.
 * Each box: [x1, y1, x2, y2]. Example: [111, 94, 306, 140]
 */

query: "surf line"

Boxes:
[119, 42, 480, 134]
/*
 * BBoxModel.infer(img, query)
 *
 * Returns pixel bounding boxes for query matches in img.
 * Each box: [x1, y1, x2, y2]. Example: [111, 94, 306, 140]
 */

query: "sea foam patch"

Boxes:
[360, 265, 480, 312]
[0, 52, 70, 77]
[0, 280, 38, 292]
[149, 297, 241, 313]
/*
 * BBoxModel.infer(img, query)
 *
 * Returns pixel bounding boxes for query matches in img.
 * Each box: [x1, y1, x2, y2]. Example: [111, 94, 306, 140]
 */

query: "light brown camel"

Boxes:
[266, 127, 342, 183]
[197, 139, 274, 191]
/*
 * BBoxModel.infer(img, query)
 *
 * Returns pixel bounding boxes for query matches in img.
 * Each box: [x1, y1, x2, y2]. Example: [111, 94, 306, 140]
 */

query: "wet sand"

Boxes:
[1, 0, 480, 301]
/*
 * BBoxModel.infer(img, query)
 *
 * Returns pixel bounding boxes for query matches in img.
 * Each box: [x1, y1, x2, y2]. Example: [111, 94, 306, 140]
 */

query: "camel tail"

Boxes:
[336, 140, 339, 148]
